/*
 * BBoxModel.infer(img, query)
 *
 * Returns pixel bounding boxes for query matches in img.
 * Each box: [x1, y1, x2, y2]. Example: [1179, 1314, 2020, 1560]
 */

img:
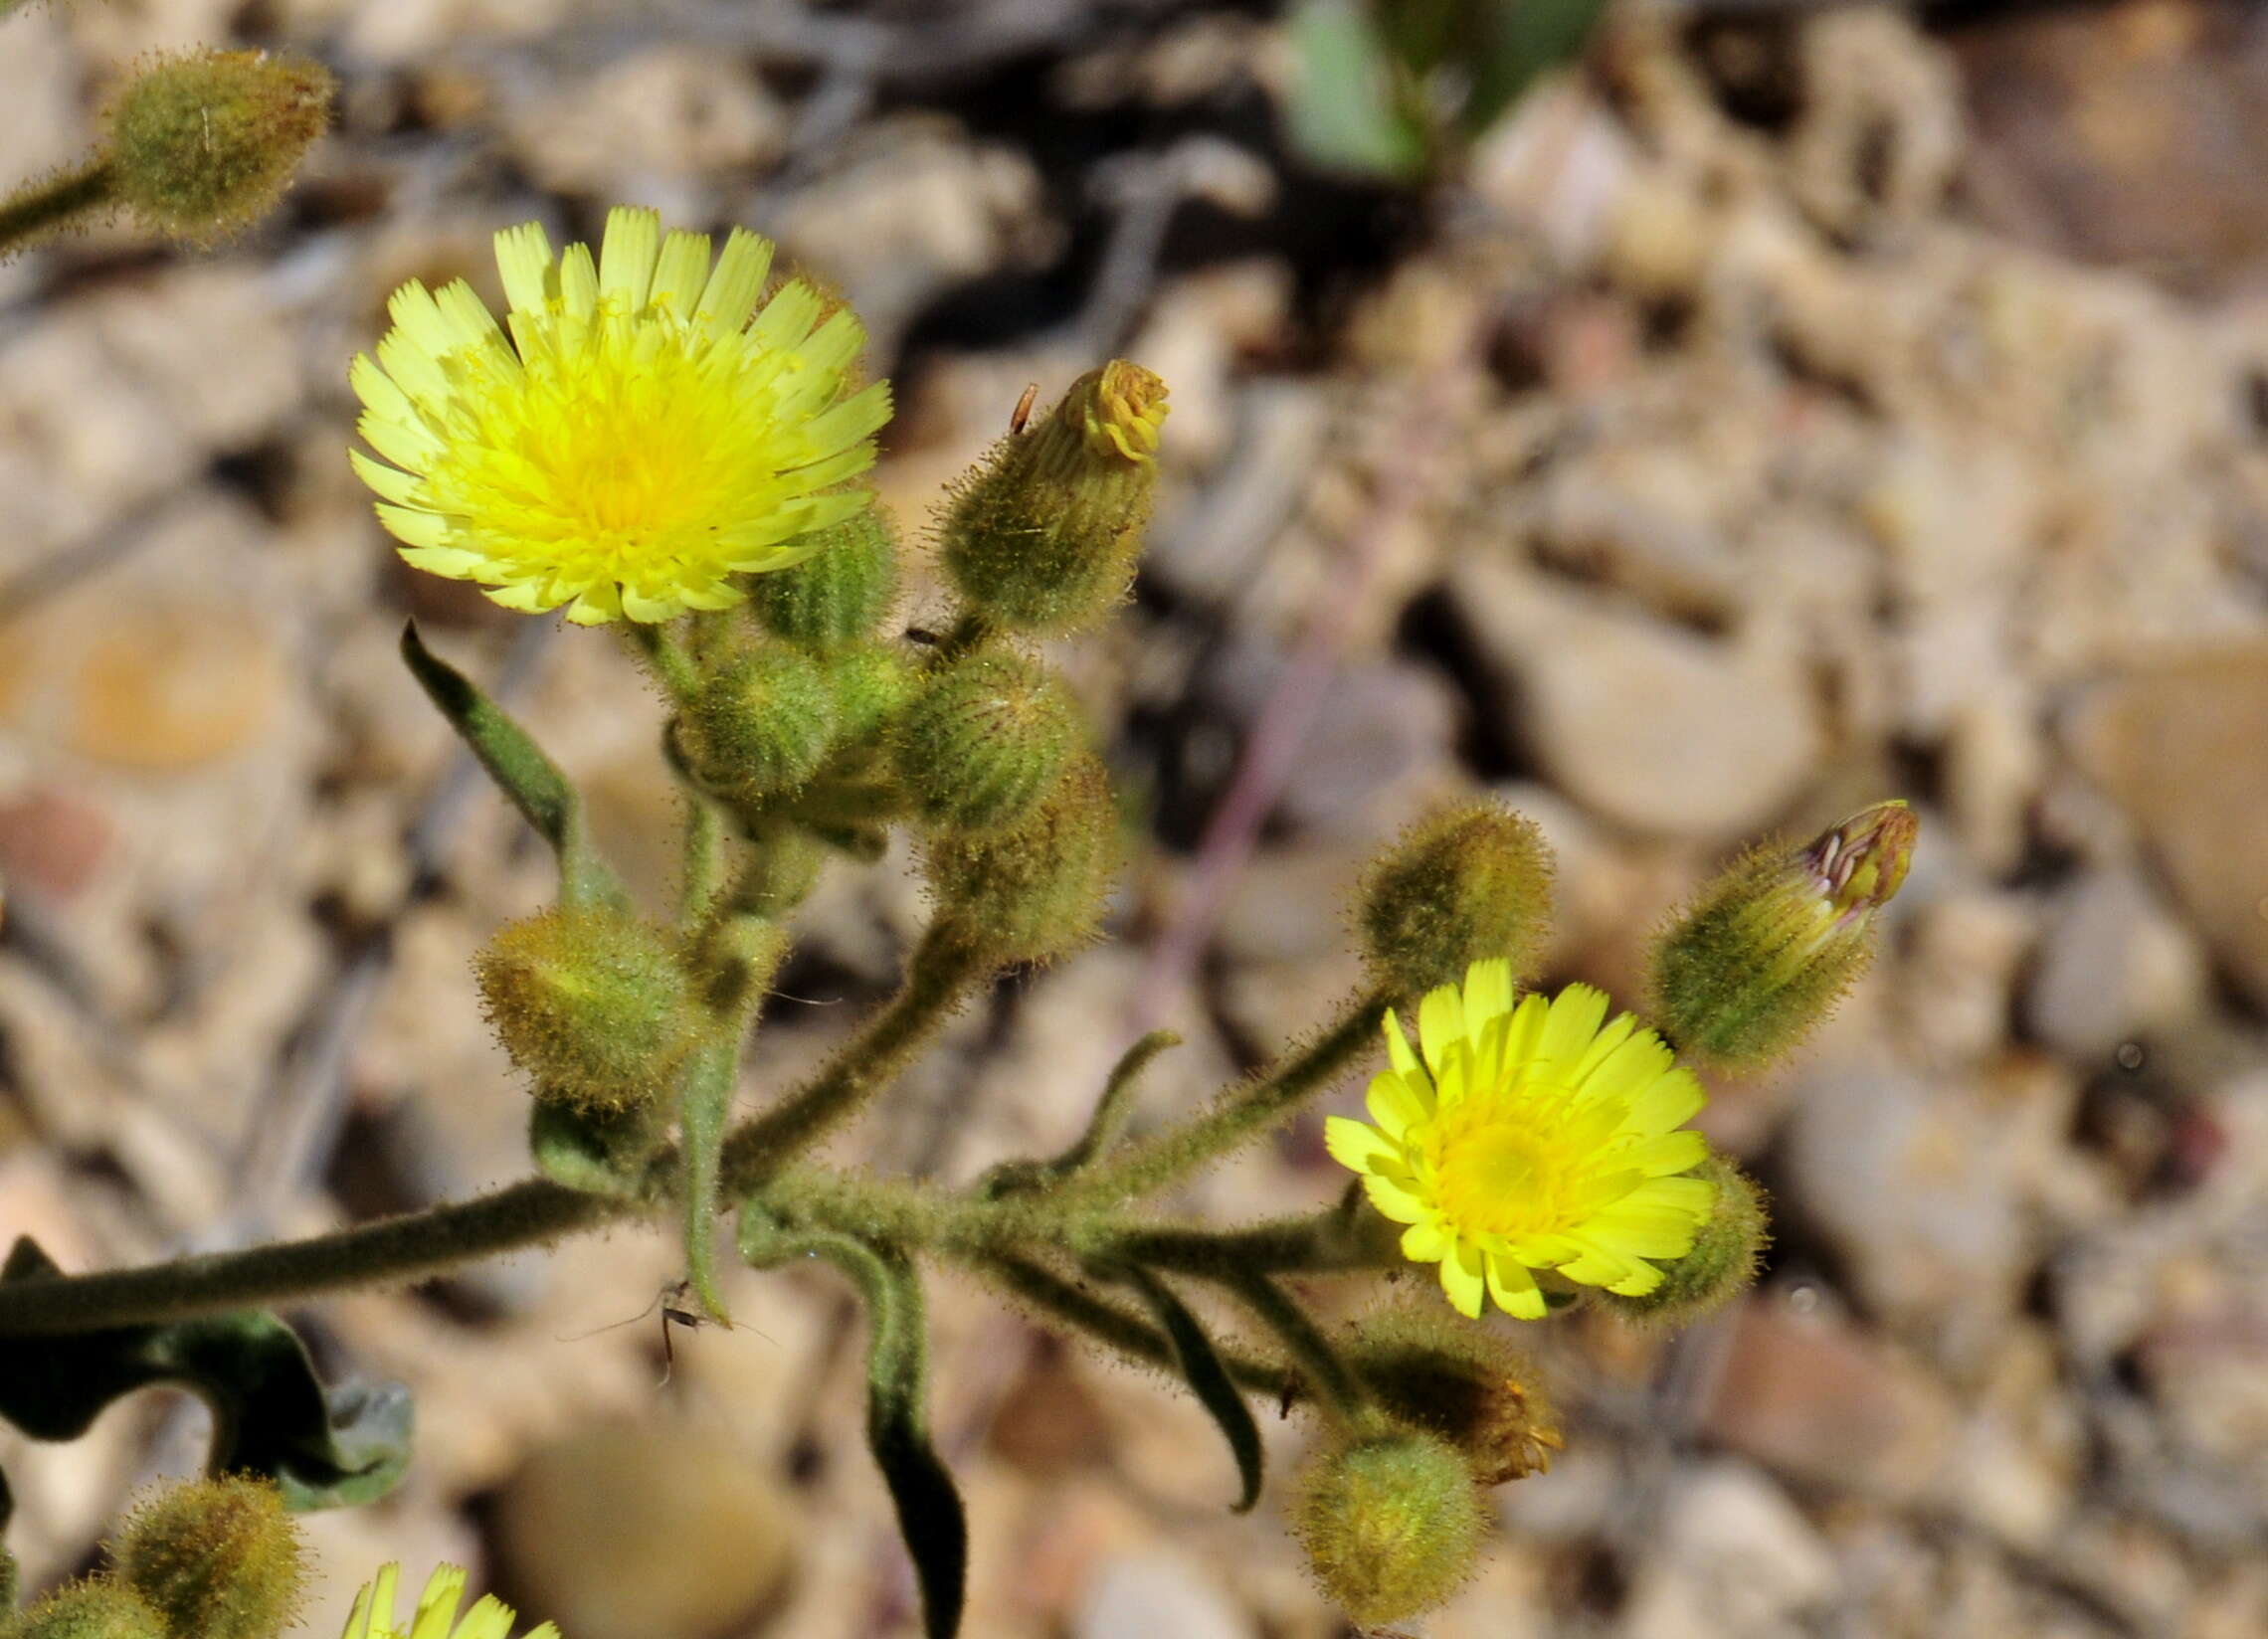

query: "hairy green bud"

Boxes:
[924, 754, 1121, 964]
[676, 643, 837, 802]
[1344, 1304, 1561, 1486]
[1356, 802, 1554, 999]
[1650, 801, 1918, 1069]
[1293, 1430, 1488, 1627]
[1599, 1154, 1769, 1328]
[749, 503, 900, 649]
[3, 1579, 167, 1639]
[821, 639, 917, 750]
[939, 362, 1167, 636]
[106, 51, 333, 247]
[108, 1477, 304, 1639]
[474, 905, 700, 1112]
[893, 647, 1081, 832]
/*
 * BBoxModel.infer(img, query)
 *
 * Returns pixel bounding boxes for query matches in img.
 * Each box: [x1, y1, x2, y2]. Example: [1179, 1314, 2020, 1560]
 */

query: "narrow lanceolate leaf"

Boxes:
[1117, 1265, 1262, 1512]
[0, 1238, 411, 1510]
[739, 1219, 966, 1638]
[399, 623, 625, 908]
[676, 1035, 741, 1323]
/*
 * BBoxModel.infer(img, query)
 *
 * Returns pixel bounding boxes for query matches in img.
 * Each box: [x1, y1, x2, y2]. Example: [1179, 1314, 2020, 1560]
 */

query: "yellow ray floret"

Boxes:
[339, 1562, 560, 1639]
[1326, 961, 1717, 1320]
[348, 206, 891, 625]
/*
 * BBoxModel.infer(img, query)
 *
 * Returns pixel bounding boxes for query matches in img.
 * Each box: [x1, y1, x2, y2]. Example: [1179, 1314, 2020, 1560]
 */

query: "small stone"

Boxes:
[1701, 1289, 1959, 1501]
[1619, 1459, 1836, 1639]
[65, 605, 284, 773]
[490, 1418, 794, 1639]
[2024, 866, 2210, 1059]
[2064, 646, 2268, 1012]
[1783, 1053, 2073, 1361]
[1073, 1548, 1251, 1639]
[1447, 567, 1825, 840]
[504, 48, 788, 200]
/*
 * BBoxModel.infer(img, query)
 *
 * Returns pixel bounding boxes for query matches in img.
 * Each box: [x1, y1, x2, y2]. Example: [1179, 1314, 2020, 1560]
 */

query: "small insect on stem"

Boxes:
[658, 1278, 704, 1385]
[1009, 382, 1040, 435]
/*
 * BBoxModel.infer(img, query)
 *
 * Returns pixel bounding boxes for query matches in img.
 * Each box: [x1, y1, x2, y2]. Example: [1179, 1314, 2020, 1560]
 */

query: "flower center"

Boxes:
[1424, 1076, 1642, 1245]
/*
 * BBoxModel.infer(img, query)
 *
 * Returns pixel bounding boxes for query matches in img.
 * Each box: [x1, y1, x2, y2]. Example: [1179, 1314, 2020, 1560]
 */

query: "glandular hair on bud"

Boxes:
[748, 503, 899, 649]
[1293, 1430, 1489, 1628]
[1356, 802, 1554, 999]
[106, 51, 333, 247]
[474, 905, 700, 1112]
[939, 362, 1167, 636]
[1649, 800, 1918, 1070]
[108, 1477, 304, 1639]
[676, 642, 837, 803]
[923, 754, 1121, 965]
[1601, 1154, 1768, 1328]
[892, 647, 1081, 833]
[5, 1579, 168, 1639]
[1344, 1304, 1562, 1486]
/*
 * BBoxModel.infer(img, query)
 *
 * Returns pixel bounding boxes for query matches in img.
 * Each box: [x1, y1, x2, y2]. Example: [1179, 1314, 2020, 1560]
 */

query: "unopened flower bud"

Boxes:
[474, 905, 700, 1112]
[820, 639, 916, 750]
[1599, 1153, 1767, 1328]
[108, 1478, 304, 1639]
[106, 50, 333, 247]
[1649, 801, 1917, 1069]
[893, 647, 1082, 832]
[1292, 1430, 1488, 1628]
[1356, 802, 1554, 999]
[1344, 1304, 1561, 1485]
[923, 754, 1121, 964]
[939, 363, 1167, 636]
[748, 503, 899, 649]
[675, 643, 836, 802]
[5, 1579, 168, 1639]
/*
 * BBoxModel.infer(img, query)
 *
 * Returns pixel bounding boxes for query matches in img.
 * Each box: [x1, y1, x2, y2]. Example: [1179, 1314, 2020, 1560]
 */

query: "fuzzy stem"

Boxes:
[719, 927, 982, 1190]
[624, 621, 699, 699]
[0, 161, 114, 254]
[969, 1251, 1295, 1399]
[1056, 996, 1389, 1204]
[680, 795, 725, 923]
[0, 1179, 612, 1337]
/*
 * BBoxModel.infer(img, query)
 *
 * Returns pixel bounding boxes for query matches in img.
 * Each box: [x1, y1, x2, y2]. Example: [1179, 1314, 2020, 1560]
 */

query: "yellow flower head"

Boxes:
[349, 206, 890, 625]
[339, 1563, 558, 1639]
[1326, 961, 1716, 1320]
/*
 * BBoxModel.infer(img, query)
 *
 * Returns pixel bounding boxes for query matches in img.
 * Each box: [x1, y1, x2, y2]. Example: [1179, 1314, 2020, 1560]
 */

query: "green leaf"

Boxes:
[529, 1095, 664, 1198]
[399, 623, 625, 908]
[1461, 0, 1606, 139]
[676, 1036, 740, 1324]
[1286, 0, 1430, 182]
[0, 1239, 411, 1511]
[740, 1219, 966, 1638]
[1116, 1266, 1262, 1512]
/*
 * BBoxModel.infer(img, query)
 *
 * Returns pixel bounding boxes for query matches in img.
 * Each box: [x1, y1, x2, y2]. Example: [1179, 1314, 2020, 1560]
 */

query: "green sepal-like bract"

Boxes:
[738, 1217, 966, 1639]
[401, 625, 626, 910]
[0, 1240, 410, 1516]
[1113, 1266, 1261, 1512]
